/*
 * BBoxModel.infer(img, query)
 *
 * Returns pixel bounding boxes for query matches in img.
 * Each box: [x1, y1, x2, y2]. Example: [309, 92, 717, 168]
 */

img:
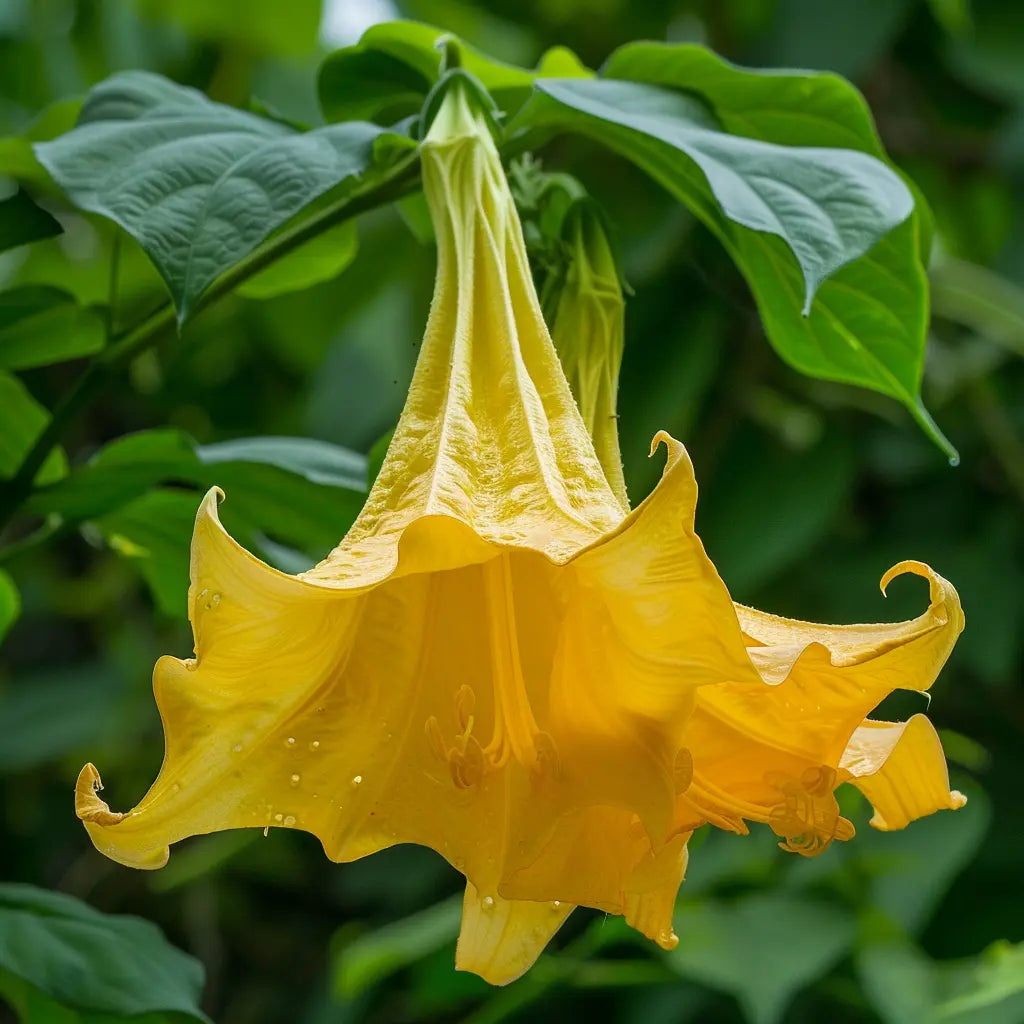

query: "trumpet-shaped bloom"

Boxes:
[76, 81, 759, 981]
[75, 79, 966, 986]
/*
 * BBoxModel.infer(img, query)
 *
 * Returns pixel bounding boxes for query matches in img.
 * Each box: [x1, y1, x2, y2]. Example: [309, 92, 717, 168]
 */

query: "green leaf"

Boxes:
[34, 71, 414, 321]
[196, 434, 368, 490]
[0, 661, 131, 773]
[318, 21, 590, 125]
[669, 893, 857, 1024]
[861, 781, 990, 934]
[939, 942, 1024, 1019]
[0, 569, 18, 644]
[131, 0, 321, 58]
[237, 222, 358, 300]
[28, 429, 367, 614]
[857, 940, 937, 1024]
[317, 45, 434, 124]
[520, 43, 954, 460]
[0, 286, 105, 369]
[332, 895, 462, 999]
[0, 883, 210, 1022]
[0, 370, 66, 485]
[0, 189, 62, 252]
[858, 938, 1024, 1024]
[99, 488, 198, 617]
[524, 77, 914, 312]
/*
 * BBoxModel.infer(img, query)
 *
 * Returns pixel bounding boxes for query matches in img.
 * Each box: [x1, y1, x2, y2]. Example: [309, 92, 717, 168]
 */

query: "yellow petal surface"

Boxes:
[839, 714, 966, 830]
[677, 561, 963, 852]
[456, 884, 573, 986]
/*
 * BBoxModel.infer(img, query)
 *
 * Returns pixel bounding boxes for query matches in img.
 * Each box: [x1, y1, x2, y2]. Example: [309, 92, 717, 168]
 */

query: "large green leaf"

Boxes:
[332, 896, 462, 999]
[0, 189, 62, 253]
[510, 42, 954, 460]
[318, 20, 589, 125]
[34, 72, 414, 321]
[0, 884, 210, 1022]
[30, 428, 366, 531]
[0, 371, 66, 484]
[27, 429, 367, 614]
[858, 938, 1024, 1024]
[99, 488, 199, 617]
[525, 77, 914, 312]
[0, 660, 133, 773]
[860, 781, 990, 935]
[669, 893, 856, 1024]
[0, 286, 105, 369]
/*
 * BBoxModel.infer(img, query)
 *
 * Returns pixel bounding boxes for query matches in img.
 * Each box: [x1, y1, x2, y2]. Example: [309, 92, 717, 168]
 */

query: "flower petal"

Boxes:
[839, 714, 966, 830]
[677, 561, 962, 848]
[502, 805, 688, 949]
[455, 884, 573, 985]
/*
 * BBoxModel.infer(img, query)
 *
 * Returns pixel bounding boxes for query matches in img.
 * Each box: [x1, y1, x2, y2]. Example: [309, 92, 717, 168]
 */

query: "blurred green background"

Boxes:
[1, 0, 1023, 1022]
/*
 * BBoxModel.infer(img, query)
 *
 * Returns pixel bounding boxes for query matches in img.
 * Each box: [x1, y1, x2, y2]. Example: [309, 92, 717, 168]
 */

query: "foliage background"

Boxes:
[1, 0, 1023, 1022]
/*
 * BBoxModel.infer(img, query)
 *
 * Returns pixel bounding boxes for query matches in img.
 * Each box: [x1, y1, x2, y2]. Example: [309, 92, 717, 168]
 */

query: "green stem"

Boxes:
[0, 156, 422, 533]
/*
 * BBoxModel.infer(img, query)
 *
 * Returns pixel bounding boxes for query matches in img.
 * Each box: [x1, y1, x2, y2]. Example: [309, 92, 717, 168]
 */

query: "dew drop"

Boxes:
[170, 782, 182, 794]
[232, 743, 243, 754]
[351, 775, 363, 787]
[482, 895, 495, 909]
[285, 737, 296, 747]
[274, 812, 283, 823]
[290, 773, 301, 787]
[283, 814, 296, 827]
[551, 901, 561, 908]
[309, 739, 320, 751]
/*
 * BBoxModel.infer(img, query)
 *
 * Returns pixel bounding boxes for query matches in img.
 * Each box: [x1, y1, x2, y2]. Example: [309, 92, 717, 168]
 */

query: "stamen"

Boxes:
[673, 747, 694, 794]
[482, 555, 542, 768]
[766, 766, 853, 857]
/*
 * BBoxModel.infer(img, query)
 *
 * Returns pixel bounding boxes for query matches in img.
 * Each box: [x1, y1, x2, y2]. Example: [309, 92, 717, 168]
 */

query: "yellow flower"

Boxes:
[74, 75, 966, 987]
[75, 79, 759, 982]
[675, 560, 966, 851]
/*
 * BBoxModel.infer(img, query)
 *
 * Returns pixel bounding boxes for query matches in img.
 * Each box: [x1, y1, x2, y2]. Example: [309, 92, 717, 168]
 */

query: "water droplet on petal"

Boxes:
[482, 895, 494, 909]
[285, 737, 296, 747]
[283, 814, 296, 827]
[274, 813, 283, 823]
[232, 743, 243, 754]
[351, 775, 362, 787]
[551, 901, 561, 908]
[290, 774, 300, 787]
[309, 739, 320, 751]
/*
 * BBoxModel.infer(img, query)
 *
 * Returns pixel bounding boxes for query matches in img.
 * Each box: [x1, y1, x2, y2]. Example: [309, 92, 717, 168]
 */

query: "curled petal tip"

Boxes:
[879, 559, 931, 596]
[75, 763, 125, 826]
[200, 485, 225, 513]
[648, 430, 688, 473]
